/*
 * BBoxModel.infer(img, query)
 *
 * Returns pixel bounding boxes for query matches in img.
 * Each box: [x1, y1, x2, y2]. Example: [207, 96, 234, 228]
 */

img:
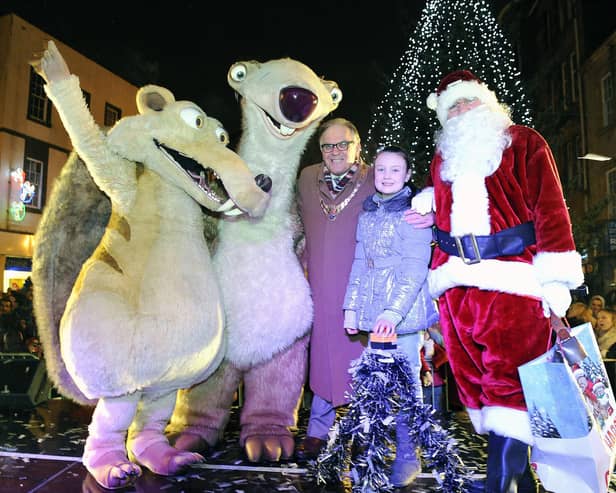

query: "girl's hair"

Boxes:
[376, 145, 412, 172]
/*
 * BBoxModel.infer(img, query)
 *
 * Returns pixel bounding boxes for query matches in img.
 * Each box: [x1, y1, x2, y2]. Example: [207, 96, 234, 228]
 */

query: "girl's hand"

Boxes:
[345, 327, 359, 335]
[422, 370, 433, 387]
[373, 318, 395, 336]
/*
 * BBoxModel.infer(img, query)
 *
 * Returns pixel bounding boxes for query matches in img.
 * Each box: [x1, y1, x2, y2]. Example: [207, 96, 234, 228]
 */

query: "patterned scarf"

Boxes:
[323, 163, 358, 194]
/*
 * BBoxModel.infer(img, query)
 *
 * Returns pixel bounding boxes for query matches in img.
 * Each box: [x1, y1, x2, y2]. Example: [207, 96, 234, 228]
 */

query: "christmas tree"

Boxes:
[366, 0, 533, 186]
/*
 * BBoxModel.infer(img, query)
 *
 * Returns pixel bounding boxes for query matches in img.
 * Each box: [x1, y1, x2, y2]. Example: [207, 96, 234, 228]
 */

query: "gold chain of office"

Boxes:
[320, 169, 367, 221]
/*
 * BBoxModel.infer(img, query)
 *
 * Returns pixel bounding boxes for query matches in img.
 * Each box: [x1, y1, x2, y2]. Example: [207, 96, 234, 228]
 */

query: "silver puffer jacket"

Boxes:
[343, 186, 438, 334]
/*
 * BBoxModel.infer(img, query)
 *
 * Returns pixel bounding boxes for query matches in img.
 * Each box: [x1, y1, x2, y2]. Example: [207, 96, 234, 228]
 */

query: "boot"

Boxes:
[517, 467, 539, 493]
[486, 432, 538, 493]
[390, 419, 421, 488]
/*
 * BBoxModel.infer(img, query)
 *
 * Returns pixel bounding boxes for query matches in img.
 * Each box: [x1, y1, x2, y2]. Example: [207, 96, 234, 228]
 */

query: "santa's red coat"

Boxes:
[426, 125, 584, 444]
[429, 125, 583, 299]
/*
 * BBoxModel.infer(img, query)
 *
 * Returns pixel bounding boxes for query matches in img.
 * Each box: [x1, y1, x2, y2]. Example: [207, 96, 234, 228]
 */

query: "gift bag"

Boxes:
[518, 320, 616, 493]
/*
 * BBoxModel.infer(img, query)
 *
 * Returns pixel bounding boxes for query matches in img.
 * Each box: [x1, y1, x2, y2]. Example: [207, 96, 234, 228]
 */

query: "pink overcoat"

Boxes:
[297, 162, 375, 406]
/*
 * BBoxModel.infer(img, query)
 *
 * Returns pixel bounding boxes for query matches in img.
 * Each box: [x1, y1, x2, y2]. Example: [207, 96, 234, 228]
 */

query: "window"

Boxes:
[569, 52, 578, 103]
[22, 157, 44, 210]
[104, 103, 122, 128]
[544, 11, 552, 50]
[574, 136, 586, 191]
[27, 67, 52, 126]
[561, 61, 568, 109]
[608, 169, 616, 219]
[601, 73, 614, 127]
[549, 77, 557, 114]
[82, 90, 91, 109]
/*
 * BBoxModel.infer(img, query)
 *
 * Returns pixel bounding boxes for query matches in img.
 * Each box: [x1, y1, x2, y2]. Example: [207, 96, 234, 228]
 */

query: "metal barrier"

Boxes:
[0, 353, 53, 409]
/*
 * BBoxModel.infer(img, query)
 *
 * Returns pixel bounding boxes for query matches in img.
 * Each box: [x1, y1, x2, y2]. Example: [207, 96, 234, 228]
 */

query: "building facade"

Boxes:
[502, 0, 616, 298]
[0, 14, 137, 291]
[580, 30, 616, 299]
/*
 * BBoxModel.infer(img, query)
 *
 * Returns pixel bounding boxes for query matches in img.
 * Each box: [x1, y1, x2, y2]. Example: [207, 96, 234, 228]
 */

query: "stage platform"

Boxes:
[0, 390, 606, 492]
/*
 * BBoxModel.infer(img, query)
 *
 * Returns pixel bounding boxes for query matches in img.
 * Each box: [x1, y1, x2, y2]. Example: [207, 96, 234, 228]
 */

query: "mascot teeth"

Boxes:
[279, 124, 295, 136]
[216, 198, 236, 212]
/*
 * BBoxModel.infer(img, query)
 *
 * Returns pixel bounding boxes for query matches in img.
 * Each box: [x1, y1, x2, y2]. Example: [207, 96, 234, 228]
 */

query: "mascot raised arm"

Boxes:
[167, 59, 341, 462]
[30, 41, 270, 489]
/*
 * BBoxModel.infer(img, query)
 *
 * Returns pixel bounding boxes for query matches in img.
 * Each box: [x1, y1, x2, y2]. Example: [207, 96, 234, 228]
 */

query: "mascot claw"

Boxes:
[86, 451, 142, 490]
[131, 444, 204, 476]
[245, 435, 295, 462]
[167, 431, 210, 454]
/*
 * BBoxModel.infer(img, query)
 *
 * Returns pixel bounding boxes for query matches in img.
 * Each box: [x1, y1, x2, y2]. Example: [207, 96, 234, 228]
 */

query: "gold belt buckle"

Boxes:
[454, 234, 481, 264]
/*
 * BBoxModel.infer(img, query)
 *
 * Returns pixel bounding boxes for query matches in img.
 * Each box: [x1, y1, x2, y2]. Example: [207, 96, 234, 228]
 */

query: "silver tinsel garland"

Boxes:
[314, 344, 470, 492]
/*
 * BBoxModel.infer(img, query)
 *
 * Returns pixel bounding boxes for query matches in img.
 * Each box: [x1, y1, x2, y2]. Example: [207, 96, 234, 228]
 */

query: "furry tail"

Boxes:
[31, 152, 110, 406]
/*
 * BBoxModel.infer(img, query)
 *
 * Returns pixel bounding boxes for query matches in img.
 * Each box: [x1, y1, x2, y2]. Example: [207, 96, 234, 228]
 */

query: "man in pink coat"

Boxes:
[296, 118, 374, 459]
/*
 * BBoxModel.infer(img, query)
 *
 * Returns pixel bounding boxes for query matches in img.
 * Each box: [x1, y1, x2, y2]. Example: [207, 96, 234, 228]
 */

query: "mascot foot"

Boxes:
[166, 431, 211, 453]
[132, 442, 204, 476]
[245, 435, 295, 462]
[85, 450, 141, 490]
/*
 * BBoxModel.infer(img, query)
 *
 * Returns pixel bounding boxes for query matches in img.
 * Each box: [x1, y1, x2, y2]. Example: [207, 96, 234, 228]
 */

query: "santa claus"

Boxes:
[412, 70, 584, 493]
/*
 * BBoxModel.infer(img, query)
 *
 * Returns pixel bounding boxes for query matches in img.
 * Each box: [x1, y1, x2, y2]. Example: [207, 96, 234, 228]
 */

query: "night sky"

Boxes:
[1, 1, 431, 141]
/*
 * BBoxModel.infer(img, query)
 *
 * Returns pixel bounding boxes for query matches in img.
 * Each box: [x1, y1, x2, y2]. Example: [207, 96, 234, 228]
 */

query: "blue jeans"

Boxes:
[396, 331, 424, 400]
[306, 393, 336, 440]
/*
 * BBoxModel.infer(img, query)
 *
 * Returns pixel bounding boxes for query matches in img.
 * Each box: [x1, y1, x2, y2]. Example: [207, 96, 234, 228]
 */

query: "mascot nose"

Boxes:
[279, 86, 317, 123]
[255, 174, 272, 193]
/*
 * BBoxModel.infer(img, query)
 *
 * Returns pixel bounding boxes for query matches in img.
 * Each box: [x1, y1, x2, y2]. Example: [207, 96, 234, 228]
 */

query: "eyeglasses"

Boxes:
[320, 141, 354, 153]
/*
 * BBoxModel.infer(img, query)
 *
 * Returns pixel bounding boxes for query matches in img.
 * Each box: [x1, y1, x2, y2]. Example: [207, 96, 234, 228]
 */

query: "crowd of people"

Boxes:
[567, 293, 616, 359]
[0, 278, 41, 356]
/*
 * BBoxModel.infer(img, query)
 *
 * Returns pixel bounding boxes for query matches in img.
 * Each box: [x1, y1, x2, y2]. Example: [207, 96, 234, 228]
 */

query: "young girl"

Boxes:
[342, 145, 438, 488]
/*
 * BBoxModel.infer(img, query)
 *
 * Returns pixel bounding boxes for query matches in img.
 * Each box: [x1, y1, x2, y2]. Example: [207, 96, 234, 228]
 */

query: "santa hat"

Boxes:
[426, 70, 499, 126]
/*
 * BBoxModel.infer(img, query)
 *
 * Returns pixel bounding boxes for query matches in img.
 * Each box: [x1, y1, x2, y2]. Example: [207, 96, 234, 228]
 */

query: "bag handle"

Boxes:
[550, 312, 588, 365]
[550, 312, 571, 340]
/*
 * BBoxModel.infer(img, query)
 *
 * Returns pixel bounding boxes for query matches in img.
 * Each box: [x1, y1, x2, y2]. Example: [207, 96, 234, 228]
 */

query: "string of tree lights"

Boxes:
[366, 0, 533, 186]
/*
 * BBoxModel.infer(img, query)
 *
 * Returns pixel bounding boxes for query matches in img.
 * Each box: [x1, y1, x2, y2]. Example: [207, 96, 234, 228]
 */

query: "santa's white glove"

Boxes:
[411, 187, 435, 214]
[541, 281, 572, 318]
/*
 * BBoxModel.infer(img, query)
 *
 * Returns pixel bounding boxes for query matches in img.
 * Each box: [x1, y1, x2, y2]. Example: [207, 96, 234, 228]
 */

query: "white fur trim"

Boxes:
[483, 406, 534, 445]
[429, 257, 543, 299]
[435, 80, 499, 126]
[533, 250, 584, 288]
[449, 175, 490, 236]
[427, 92, 438, 110]
[466, 407, 484, 434]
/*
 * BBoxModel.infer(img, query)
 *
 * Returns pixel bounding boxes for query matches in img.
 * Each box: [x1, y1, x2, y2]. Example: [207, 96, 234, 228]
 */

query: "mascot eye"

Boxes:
[229, 63, 247, 82]
[330, 87, 343, 104]
[180, 108, 205, 129]
[216, 127, 229, 145]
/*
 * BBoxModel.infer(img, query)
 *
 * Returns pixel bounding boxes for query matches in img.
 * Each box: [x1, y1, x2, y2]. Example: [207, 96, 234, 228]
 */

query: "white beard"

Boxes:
[436, 105, 512, 236]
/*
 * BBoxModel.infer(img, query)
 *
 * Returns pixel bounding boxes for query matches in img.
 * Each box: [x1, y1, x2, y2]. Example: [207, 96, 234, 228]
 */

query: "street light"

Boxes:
[578, 153, 613, 161]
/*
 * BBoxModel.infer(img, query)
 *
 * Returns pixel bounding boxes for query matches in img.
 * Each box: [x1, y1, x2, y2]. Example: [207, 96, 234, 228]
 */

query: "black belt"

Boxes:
[434, 221, 536, 265]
